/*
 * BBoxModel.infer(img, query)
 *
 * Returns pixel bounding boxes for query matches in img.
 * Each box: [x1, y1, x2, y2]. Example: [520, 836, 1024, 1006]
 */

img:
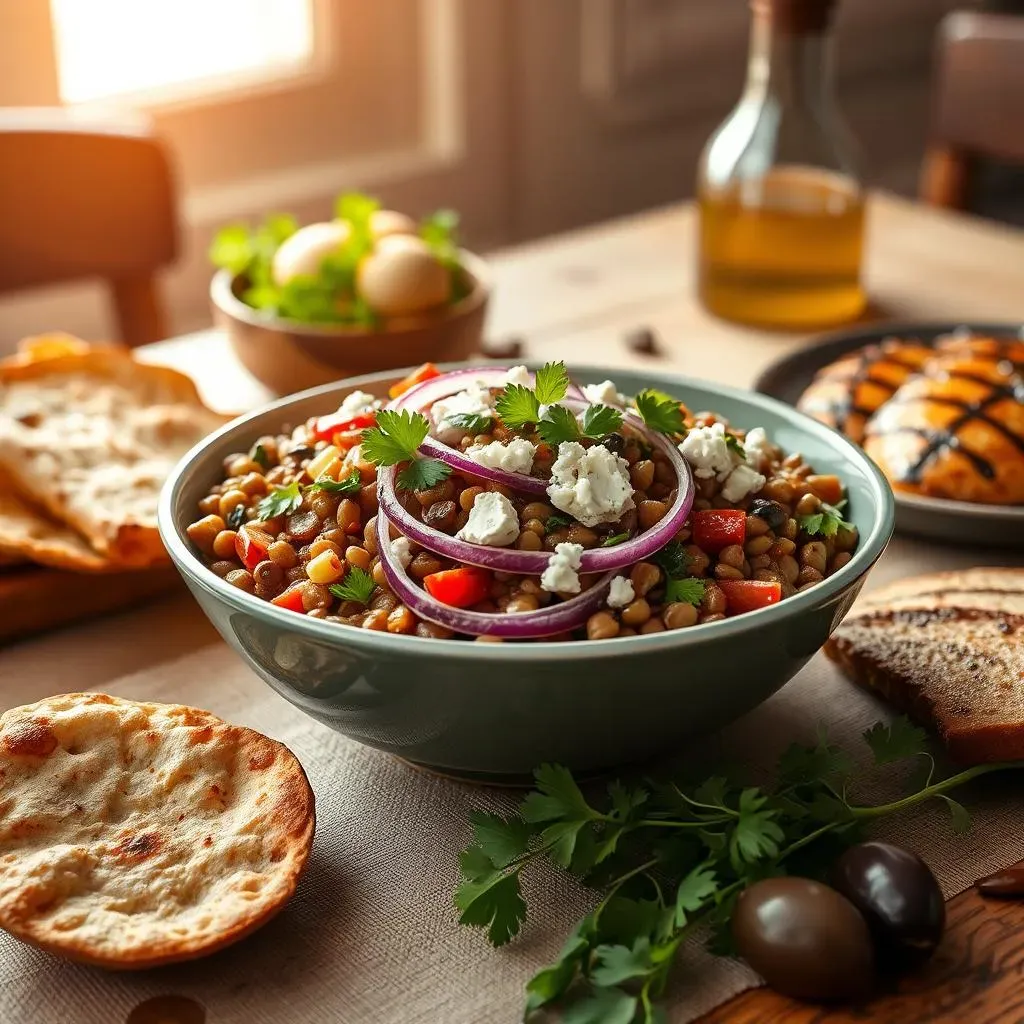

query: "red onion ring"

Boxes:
[392, 365, 584, 415]
[376, 506, 615, 637]
[418, 437, 548, 496]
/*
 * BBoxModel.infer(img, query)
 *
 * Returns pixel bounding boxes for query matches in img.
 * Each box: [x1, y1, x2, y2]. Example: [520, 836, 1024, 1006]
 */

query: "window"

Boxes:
[49, 0, 316, 105]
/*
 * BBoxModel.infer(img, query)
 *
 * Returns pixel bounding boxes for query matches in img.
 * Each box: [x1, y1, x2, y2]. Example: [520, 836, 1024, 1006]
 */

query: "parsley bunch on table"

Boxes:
[456, 718, 1023, 1022]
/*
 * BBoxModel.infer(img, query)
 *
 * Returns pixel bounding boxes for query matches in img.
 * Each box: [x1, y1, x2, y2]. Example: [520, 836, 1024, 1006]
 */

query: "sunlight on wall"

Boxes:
[50, 0, 315, 104]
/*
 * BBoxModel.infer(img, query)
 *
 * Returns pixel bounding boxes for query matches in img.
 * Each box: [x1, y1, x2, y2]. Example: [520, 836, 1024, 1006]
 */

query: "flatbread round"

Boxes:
[0, 693, 315, 968]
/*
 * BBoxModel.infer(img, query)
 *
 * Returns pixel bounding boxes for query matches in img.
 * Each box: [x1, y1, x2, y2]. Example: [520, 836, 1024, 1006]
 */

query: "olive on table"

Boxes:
[732, 877, 875, 1002]
[832, 841, 945, 970]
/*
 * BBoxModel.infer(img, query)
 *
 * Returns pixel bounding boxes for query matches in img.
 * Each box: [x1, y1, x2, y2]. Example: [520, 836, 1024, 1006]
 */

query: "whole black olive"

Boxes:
[733, 877, 875, 1002]
[832, 841, 945, 970]
[749, 498, 788, 531]
[600, 433, 627, 455]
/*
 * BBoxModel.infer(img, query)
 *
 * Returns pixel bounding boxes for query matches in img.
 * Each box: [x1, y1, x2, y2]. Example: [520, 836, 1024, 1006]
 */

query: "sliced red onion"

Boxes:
[418, 437, 548, 496]
[392, 365, 584, 414]
[376, 507, 614, 638]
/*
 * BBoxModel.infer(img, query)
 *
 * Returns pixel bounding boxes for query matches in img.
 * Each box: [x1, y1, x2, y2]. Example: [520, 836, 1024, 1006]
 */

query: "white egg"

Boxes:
[370, 209, 417, 239]
[271, 221, 350, 286]
[356, 236, 451, 317]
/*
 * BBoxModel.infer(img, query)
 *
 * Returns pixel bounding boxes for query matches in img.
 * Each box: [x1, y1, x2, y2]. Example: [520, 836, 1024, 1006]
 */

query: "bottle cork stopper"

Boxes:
[752, 0, 836, 33]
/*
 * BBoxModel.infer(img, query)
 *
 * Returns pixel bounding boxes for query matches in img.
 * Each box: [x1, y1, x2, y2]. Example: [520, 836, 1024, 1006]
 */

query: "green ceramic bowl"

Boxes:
[159, 364, 894, 778]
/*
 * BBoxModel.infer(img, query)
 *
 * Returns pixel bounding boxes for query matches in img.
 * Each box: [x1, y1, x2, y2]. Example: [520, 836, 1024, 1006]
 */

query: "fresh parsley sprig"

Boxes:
[445, 412, 494, 435]
[539, 404, 627, 445]
[651, 541, 706, 606]
[455, 718, 1024, 1022]
[329, 566, 377, 605]
[255, 480, 303, 520]
[495, 362, 572, 431]
[664, 577, 706, 606]
[306, 469, 362, 495]
[360, 409, 452, 492]
[634, 389, 687, 437]
[798, 499, 854, 538]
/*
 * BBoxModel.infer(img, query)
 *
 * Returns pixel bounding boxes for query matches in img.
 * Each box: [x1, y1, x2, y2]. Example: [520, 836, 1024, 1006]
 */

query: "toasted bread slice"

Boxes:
[0, 693, 315, 968]
[826, 568, 1024, 763]
[0, 344, 225, 566]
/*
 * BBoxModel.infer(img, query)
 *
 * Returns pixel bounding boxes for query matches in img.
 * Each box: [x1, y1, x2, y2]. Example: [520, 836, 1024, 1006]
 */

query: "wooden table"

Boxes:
[23, 191, 1024, 1022]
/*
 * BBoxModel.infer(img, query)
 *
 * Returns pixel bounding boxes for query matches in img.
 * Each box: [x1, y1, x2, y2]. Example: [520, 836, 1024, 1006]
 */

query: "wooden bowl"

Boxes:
[210, 249, 491, 396]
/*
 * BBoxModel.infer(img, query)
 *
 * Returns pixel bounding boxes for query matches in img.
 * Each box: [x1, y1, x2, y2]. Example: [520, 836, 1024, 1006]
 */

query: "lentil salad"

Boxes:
[185, 363, 859, 641]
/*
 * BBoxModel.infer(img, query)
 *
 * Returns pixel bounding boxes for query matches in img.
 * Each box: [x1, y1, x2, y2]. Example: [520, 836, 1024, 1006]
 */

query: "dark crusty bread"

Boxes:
[825, 568, 1024, 764]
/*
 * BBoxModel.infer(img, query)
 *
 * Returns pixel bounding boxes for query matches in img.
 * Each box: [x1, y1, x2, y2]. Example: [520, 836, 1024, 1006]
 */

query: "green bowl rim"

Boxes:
[209, 247, 492, 337]
[158, 362, 895, 662]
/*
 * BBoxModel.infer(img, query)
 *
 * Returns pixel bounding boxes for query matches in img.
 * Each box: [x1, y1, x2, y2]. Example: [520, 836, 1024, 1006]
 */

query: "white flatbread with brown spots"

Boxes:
[0, 693, 315, 968]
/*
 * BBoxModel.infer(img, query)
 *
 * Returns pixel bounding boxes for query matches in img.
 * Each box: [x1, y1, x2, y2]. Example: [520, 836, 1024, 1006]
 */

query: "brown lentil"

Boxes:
[212, 530, 239, 561]
[225, 569, 255, 593]
[621, 598, 652, 627]
[630, 562, 661, 596]
[587, 612, 620, 640]
[253, 560, 286, 599]
[663, 602, 698, 629]
[209, 560, 236, 578]
[800, 541, 828, 574]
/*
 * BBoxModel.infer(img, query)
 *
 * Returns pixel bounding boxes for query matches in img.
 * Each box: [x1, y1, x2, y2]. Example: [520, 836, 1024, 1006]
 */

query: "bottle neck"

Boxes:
[744, 12, 835, 112]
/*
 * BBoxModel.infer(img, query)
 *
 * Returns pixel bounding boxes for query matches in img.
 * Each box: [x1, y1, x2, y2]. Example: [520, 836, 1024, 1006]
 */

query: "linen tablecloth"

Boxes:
[2, 534, 1024, 1024]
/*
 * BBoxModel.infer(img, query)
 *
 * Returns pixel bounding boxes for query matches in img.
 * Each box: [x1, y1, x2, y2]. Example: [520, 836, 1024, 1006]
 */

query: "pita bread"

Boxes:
[0, 693, 315, 968]
[0, 468, 112, 572]
[0, 347, 225, 566]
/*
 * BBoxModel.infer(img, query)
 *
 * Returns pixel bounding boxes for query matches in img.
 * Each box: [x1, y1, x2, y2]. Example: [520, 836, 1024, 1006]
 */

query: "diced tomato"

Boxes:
[235, 525, 271, 571]
[718, 579, 782, 615]
[271, 585, 307, 613]
[313, 411, 377, 444]
[423, 567, 491, 609]
[692, 508, 746, 552]
[389, 362, 441, 399]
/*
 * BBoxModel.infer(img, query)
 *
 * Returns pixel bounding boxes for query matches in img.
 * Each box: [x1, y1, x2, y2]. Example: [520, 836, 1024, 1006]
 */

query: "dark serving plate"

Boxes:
[754, 321, 1024, 548]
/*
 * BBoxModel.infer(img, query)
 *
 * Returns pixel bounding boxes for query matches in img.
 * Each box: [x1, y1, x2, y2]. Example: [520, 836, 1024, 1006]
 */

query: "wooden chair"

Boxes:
[0, 109, 178, 346]
[919, 11, 1024, 212]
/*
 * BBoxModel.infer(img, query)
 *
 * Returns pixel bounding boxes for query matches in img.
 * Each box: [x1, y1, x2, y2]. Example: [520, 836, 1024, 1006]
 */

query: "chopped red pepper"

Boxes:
[389, 362, 441, 399]
[271, 585, 307, 613]
[423, 567, 491, 609]
[235, 525, 272, 571]
[313, 411, 376, 444]
[718, 579, 782, 615]
[692, 508, 746, 552]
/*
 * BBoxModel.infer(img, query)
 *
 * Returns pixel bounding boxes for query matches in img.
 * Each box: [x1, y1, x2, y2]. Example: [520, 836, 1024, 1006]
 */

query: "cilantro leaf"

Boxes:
[730, 789, 785, 868]
[863, 717, 929, 765]
[329, 567, 376, 605]
[537, 405, 582, 445]
[255, 481, 302, 521]
[534, 361, 571, 405]
[495, 383, 541, 430]
[540, 820, 588, 869]
[525, 919, 594, 1013]
[469, 811, 534, 869]
[397, 457, 452, 491]
[306, 469, 362, 494]
[454, 869, 527, 947]
[602, 532, 630, 547]
[562, 988, 638, 1024]
[635, 389, 686, 436]
[360, 409, 430, 465]
[521, 764, 598, 824]
[445, 412, 493, 434]
[797, 499, 853, 538]
[545, 514, 573, 534]
[227, 504, 247, 530]
[590, 939, 654, 986]
[674, 864, 718, 926]
[250, 443, 270, 470]
[665, 577, 706, 606]
[776, 733, 854, 790]
[652, 541, 691, 579]
[938, 795, 972, 834]
[581, 404, 624, 440]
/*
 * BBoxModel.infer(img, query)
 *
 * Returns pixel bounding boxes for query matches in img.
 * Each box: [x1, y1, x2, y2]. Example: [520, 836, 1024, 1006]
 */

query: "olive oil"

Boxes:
[698, 167, 866, 329]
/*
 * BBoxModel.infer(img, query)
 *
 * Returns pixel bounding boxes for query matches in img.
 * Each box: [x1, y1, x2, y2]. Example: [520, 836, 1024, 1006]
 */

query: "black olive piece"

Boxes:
[832, 842, 945, 970]
[283, 444, 317, 462]
[227, 504, 247, 530]
[732, 877, 875, 1002]
[624, 325, 661, 355]
[599, 433, 627, 454]
[749, 497, 788, 531]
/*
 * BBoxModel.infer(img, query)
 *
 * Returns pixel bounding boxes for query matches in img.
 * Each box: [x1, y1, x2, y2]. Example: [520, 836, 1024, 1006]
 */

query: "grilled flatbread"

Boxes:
[826, 568, 1024, 763]
[0, 347, 225, 566]
[0, 693, 315, 968]
[0, 468, 112, 572]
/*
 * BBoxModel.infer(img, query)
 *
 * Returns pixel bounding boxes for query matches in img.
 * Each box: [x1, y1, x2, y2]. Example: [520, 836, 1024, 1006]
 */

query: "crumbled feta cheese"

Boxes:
[338, 390, 381, 415]
[343, 444, 363, 465]
[581, 380, 626, 406]
[744, 427, 773, 468]
[456, 491, 519, 547]
[390, 536, 413, 569]
[431, 382, 495, 427]
[546, 442, 635, 527]
[678, 422, 734, 480]
[540, 542, 584, 594]
[607, 576, 635, 609]
[466, 437, 537, 474]
[504, 365, 532, 388]
[720, 463, 767, 503]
